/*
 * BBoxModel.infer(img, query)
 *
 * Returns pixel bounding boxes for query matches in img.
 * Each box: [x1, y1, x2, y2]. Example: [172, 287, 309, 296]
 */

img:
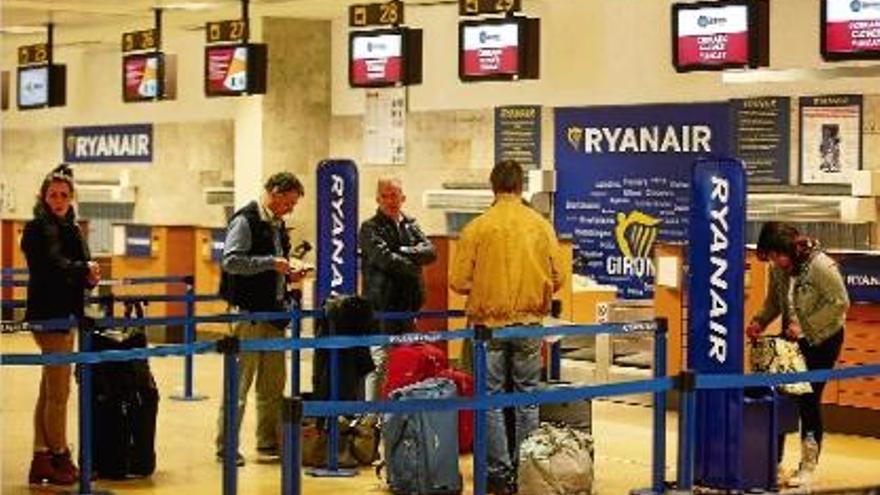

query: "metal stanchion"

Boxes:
[281, 397, 303, 495]
[472, 325, 492, 495]
[675, 370, 697, 493]
[172, 277, 206, 401]
[69, 317, 111, 495]
[218, 336, 241, 495]
[632, 318, 670, 495]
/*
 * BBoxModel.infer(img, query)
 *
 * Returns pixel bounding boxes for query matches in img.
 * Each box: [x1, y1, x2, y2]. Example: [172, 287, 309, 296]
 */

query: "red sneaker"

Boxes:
[28, 450, 75, 485]
[50, 449, 78, 485]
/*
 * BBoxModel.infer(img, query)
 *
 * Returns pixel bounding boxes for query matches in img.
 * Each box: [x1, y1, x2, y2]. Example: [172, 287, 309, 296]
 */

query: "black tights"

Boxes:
[778, 329, 844, 462]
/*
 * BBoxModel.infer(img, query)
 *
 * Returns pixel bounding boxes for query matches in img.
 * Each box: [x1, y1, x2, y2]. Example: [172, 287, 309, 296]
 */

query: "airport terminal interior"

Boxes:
[3, 0, 880, 494]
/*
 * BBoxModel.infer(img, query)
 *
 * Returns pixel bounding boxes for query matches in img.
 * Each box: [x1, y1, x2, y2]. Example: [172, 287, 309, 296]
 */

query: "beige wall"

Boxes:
[2, 0, 880, 241]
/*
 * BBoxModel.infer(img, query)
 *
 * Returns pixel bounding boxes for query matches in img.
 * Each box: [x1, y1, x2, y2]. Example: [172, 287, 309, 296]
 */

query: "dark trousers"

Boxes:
[778, 329, 844, 461]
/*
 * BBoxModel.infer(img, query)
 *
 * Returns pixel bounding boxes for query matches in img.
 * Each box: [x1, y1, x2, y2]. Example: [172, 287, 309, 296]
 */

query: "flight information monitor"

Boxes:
[822, 0, 880, 60]
[350, 29, 404, 87]
[672, 0, 768, 72]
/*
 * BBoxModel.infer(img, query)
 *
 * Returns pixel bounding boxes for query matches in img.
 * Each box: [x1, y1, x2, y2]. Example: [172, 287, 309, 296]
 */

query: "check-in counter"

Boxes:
[654, 240, 880, 435]
[111, 223, 195, 343]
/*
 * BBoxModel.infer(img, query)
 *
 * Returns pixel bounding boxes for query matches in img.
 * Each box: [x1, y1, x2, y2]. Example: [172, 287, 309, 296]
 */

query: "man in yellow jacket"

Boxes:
[450, 159, 565, 495]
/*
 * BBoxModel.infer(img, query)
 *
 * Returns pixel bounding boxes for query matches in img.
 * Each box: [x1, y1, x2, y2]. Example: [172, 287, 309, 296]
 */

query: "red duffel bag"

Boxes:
[382, 343, 448, 398]
[438, 368, 474, 453]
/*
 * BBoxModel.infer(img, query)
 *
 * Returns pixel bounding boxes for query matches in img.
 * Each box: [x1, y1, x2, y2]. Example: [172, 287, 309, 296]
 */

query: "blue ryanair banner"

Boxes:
[63, 124, 153, 163]
[554, 103, 730, 299]
[316, 160, 359, 305]
[688, 157, 746, 490]
[837, 253, 880, 303]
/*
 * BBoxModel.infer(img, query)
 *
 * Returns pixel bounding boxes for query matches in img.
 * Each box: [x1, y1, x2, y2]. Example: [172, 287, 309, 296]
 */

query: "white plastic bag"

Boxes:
[518, 423, 593, 495]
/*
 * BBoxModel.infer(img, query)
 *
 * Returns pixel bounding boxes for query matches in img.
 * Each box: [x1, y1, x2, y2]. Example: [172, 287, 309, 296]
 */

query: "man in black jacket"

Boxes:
[359, 177, 436, 399]
[215, 172, 307, 465]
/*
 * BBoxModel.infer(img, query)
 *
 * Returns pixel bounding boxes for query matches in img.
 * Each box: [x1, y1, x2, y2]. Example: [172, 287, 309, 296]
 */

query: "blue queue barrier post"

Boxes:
[675, 370, 698, 493]
[281, 397, 303, 495]
[632, 317, 670, 495]
[652, 318, 669, 494]
[218, 336, 241, 495]
[172, 276, 207, 401]
[171, 275, 208, 401]
[71, 318, 111, 495]
[472, 326, 491, 495]
[289, 302, 302, 399]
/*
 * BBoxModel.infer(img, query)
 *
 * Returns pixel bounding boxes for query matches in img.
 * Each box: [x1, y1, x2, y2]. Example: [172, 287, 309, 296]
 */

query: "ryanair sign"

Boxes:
[63, 124, 153, 163]
[554, 103, 731, 299]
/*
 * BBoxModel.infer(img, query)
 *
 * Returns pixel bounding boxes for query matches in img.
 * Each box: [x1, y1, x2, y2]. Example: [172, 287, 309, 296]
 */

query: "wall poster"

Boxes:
[799, 95, 862, 185]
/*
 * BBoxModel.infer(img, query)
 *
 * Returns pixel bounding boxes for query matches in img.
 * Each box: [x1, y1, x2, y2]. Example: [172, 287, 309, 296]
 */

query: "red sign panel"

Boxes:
[676, 5, 750, 67]
[461, 22, 519, 77]
[350, 32, 403, 86]
[205, 45, 247, 96]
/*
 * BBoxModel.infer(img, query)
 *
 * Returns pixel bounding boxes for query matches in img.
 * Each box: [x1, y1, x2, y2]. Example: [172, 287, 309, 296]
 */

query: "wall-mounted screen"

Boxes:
[672, 0, 769, 72]
[204, 43, 266, 97]
[17, 65, 49, 109]
[350, 30, 404, 87]
[123, 52, 163, 102]
[822, 0, 880, 60]
[459, 16, 539, 82]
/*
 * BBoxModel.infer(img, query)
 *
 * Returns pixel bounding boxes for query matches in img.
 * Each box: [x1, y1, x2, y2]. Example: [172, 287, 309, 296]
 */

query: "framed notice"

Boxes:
[799, 95, 862, 185]
[732, 97, 790, 186]
[495, 105, 541, 170]
[363, 87, 406, 165]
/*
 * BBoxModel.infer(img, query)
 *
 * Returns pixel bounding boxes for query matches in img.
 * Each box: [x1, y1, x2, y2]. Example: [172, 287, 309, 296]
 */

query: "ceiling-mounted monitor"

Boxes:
[17, 64, 65, 110]
[349, 27, 423, 87]
[672, 0, 769, 72]
[123, 52, 164, 102]
[458, 16, 540, 82]
[204, 43, 267, 97]
[822, 0, 880, 60]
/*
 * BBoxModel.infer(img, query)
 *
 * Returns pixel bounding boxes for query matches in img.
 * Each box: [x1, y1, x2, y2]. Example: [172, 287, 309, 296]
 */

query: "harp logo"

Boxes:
[606, 210, 661, 277]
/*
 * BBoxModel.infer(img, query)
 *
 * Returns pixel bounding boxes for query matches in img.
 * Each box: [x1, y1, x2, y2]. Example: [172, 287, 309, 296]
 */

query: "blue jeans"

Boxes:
[486, 337, 541, 480]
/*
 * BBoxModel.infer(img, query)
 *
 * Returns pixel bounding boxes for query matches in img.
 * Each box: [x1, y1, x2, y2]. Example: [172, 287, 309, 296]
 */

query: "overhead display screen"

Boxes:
[674, 3, 750, 69]
[123, 53, 162, 102]
[17, 65, 49, 109]
[350, 31, 403, 87]
[460, 20, 520, 78]
[205, 45, 248, 96]
[823, 0, 880, 59]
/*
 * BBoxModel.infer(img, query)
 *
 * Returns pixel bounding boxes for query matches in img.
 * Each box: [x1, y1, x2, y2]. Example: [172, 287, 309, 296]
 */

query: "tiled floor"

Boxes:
[2, 332, 879, 494]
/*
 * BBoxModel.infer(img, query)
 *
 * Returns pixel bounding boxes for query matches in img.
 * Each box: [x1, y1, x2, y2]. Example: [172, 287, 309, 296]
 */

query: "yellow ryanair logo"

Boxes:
[65, 135, 77, 155]
[614, 210, 661, 259]
[566, 126, 584, 151]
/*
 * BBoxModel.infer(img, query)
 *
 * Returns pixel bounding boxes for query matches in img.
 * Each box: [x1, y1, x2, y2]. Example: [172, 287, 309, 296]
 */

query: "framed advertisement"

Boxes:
[799, 95, 862, 185]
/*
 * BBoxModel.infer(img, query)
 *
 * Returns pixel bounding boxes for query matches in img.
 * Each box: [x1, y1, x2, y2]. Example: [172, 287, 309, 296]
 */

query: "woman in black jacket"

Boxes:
[21, 165, 100, 485]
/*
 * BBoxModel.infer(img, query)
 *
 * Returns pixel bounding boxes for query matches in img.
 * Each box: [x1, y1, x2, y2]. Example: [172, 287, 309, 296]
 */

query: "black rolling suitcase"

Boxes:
[91, 301, 159, 479]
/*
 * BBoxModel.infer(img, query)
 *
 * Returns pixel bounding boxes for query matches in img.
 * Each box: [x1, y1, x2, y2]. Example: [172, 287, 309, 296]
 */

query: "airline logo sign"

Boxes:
[677, 5, 749, 65]
[351, 34, 402, 84]
[63, 124, 153, 163]
[826, 0, 880, 53]
[316, 160, 359, 303]
[462, 23, 519, 76]
[688, 158, 745, 372]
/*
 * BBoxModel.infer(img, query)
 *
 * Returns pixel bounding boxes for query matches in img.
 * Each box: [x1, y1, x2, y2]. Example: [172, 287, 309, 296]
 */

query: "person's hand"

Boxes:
[784, 322, 803, 341]
[285, 260, 314, 283]
[86, 261, 101, 285]
[746, 321, 763, 340]
[273, 257, 291, 274]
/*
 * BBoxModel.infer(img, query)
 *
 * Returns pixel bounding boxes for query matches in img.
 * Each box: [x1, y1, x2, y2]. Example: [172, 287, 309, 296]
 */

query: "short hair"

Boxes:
[264, 172, 304, 196]
[756, 221, 799, 261]
[376, 176, 403, 195]
[490, 159, 524, 194]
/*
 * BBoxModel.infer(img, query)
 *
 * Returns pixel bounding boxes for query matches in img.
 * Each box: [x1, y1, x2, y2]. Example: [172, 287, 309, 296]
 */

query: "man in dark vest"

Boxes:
[215, 172, 307, 465]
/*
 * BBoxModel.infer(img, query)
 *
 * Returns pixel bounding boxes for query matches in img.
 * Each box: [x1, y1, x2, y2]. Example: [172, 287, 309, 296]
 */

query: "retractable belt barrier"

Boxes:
[3, 306, 879, 495]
